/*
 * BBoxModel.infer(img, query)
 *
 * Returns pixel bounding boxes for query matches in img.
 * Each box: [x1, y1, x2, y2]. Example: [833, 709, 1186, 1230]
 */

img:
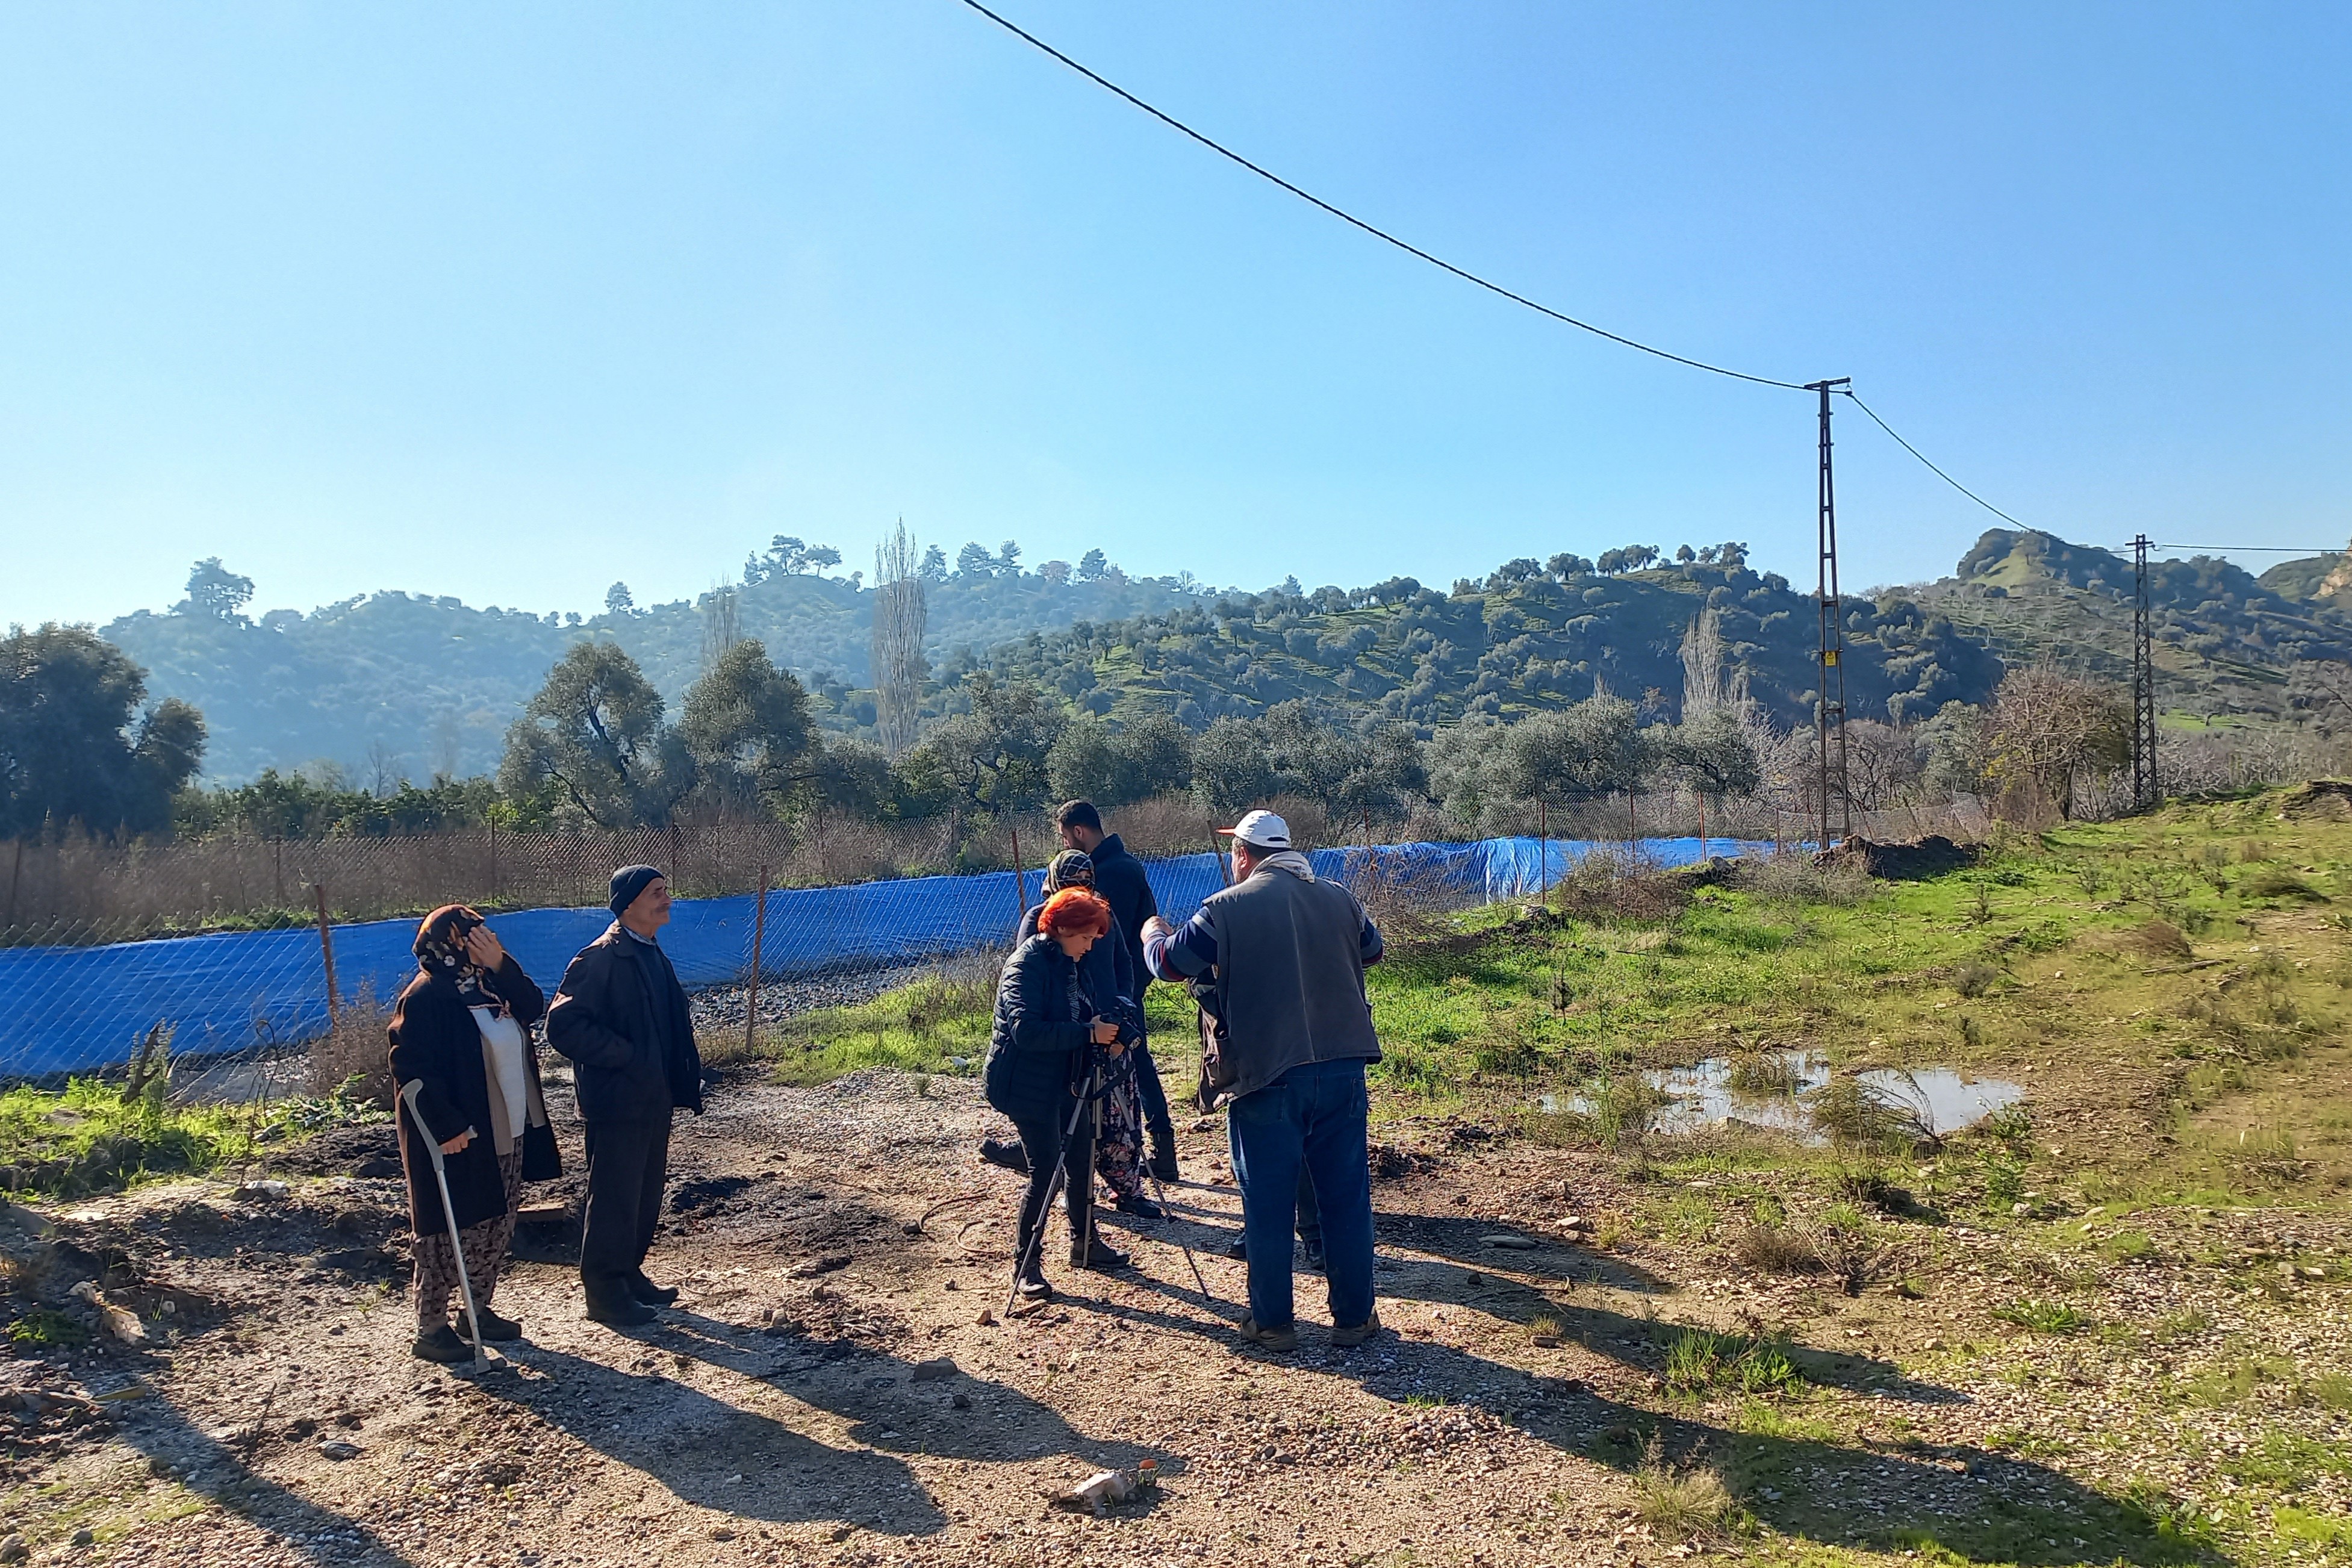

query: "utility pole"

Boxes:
[1806, 378, 1853, 847]
[2133, 534, 2159, 809]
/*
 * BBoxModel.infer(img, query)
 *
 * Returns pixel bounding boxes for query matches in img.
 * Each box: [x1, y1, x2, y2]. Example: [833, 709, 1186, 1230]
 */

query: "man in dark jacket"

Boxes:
[1145, 810, 1384, 1354]
[547, 866, 703, 1327]
[1057, 800, 1178, 1179]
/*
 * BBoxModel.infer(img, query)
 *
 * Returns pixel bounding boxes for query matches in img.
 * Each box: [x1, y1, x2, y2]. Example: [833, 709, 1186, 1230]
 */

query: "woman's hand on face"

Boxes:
[439, 1130, 473, 1155]
[462, 925, 508, 971]
[1090, 1019, 1121, 1046]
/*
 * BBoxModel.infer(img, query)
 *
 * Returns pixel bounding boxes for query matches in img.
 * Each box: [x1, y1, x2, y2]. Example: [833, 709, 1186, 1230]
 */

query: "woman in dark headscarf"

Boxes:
[387, 906, 561, 1362]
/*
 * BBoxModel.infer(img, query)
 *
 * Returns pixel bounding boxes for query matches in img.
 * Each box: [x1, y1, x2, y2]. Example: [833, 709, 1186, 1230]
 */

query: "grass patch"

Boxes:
[1630, 1436, 1737, 1540]
[731, 962, 998, 1086]
[1993, 1299, 2088, 1334]
[0, 1077, 367, 1198]
[1661, 1326, 1802, 1395]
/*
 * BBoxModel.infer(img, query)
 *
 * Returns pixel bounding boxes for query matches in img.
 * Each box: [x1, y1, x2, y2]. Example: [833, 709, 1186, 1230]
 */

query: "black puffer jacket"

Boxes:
[983, 934, 1094, 1123]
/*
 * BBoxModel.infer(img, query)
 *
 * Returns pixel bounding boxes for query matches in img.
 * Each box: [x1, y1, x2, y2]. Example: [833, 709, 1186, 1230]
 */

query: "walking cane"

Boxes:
[400, 1080, 485, 1364]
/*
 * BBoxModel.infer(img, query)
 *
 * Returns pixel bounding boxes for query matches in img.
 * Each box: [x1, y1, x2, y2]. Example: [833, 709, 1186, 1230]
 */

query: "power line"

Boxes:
[2151, 543, 2338, 554]
[953, 0, 1808, 391]
[956, 1, 2060, 537]
[1840, 393, 2027, 529]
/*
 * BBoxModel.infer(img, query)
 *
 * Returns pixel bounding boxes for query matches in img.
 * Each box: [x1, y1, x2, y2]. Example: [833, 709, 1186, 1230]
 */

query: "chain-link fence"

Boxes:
[0, 834, 1778, 1084]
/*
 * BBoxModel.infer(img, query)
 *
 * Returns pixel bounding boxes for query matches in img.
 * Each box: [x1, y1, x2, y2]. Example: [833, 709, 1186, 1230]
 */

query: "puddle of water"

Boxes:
[1547, 1052, 2023, 1142]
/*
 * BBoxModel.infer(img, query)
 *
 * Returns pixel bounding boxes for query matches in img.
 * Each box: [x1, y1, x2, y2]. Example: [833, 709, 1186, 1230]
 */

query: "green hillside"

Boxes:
[960, 551, 2003, 733]
[101, 552, 1206, 782]
[1909, 529, 2352, 724]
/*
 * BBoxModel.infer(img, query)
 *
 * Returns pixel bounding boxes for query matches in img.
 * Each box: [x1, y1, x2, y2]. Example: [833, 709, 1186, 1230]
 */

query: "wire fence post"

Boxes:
[744, 865, 769, 1059]
[1007, 821, 1028, 935]
[313, 882, 340, 1028]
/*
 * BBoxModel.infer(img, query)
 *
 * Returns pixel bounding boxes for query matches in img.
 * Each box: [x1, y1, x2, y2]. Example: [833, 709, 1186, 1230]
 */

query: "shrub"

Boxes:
[1732, 1224, 1820, 1275]
[1950, 960, 2002, 997]
[2132, 919, 2194, 962]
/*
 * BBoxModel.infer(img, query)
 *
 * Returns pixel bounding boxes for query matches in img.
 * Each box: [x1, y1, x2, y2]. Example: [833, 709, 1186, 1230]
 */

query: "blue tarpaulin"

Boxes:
[0, 835, 1775, 1076]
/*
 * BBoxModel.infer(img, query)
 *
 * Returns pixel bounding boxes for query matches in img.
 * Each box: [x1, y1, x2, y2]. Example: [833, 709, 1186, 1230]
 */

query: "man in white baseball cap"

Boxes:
[1142, 809, 1386, 1352]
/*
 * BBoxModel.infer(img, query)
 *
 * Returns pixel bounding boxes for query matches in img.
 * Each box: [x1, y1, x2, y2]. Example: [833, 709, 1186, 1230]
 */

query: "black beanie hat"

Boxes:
[609, 865, 665, 917]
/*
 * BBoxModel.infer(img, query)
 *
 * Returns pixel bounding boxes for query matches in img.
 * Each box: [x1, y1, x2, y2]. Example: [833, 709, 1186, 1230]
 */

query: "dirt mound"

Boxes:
[1825, 835, 1980, 880]
[266, 1121, 401, 1179]
[2276, 779, 2352, 821]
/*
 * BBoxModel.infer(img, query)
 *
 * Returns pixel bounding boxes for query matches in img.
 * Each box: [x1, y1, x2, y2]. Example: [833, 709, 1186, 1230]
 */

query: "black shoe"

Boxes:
[979, 1137, 1030, 1175]
[1070, 1240, 1132, 1272]
[586, 1296, 657, 1328]
[629, 1273, 680, 1307]
[1147, 1145, 1180, 1183]
[1015, 1263, 1054, 1301]
[1114, 1192, 1164, 1219]
[1302, 1245, 1327, 1274]
[412, 1325, 473, 1363]
[472, 1308, 524, 1341]
[1224, 1236, 1248, 1260]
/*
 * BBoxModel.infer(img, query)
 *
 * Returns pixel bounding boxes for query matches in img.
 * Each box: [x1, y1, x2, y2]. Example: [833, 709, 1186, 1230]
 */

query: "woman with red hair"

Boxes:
[985, 885, 1131, 1299]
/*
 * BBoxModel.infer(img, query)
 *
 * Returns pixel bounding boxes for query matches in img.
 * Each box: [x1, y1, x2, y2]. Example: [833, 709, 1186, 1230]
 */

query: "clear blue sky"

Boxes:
[4, 2, 2346, 629]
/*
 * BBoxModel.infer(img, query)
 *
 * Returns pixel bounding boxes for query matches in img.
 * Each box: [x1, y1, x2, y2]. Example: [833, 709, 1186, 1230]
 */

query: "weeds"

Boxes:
[1994, 1299, 2088, 1334]
[1661, 1327, 1801, 1395]
[1630, 1436, 1736, 1539]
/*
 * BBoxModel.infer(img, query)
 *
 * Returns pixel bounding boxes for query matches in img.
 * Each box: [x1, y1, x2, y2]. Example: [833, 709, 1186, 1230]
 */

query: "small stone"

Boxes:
[285, 1416, 319, 1440]
[236, 1180, 290, 1201]
[319, 1440, 361, 1461]
[710, 1526, 735, 1541]
[1464, 1272, 1485, 1286]
[792, 1253, 852, 1279]
[1, 1535, 28, 1563]
[70, 1530, 95, 1548]
[910, 1357, 958, 1383]
[975, 1308, 995, 1327]
[950, 1392, 972, 1410]
[1924, 1337, 1946, 1351]
[1481, 1234, 1539, 1250]
[1531, 1334, 1561, 1349]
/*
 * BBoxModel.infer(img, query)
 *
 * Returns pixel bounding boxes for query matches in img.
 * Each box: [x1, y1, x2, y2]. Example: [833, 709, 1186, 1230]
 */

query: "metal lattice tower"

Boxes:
[1807, 378, 1853, 847]
[2133, 533, 2158, 809]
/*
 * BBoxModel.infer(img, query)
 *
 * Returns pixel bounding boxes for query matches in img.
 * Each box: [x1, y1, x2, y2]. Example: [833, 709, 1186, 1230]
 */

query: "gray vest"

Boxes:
[1209, 869, 1381, 1101]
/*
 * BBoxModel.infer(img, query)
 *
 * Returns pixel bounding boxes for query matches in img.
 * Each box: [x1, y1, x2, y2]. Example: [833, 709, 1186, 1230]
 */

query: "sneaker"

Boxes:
[411, 1324, 473, 1363]
[1113, 1192, 1164, 1219]
[1330, 1311, 1384, 1348]
[471, 1308, 523, 1342]
[978, 1138, 1030, 1175]
[1147, 1145, 1180, 1183]
[629, 1274, 681, 1307]
[585, 1296, 657, 1328]
[1236, 1316, 1299, 1352]
[1069, 1241, 1133, 1272]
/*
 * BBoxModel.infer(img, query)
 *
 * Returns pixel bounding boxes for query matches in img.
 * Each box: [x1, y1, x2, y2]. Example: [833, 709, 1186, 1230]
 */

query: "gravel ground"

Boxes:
[2, 1063, 2347, 1568]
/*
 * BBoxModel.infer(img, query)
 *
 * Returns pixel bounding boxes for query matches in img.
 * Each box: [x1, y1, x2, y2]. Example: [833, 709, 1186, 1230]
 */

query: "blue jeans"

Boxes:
[1226, 1057, 1376, 1331]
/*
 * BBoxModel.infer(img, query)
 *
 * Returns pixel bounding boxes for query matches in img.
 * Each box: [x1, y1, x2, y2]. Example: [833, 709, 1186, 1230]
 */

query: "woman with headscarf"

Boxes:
[980, 852, 1160, 1217]
[985, 886, 1131, 1300]
[387, 906, 562, 1362]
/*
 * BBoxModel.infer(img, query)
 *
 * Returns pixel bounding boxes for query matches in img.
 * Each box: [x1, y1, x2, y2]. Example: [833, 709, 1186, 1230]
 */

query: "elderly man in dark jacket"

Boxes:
[1056, 800, 1178, 1179]
[1145, 810, 1384, 1353]
[547, 865, 703, 1327]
